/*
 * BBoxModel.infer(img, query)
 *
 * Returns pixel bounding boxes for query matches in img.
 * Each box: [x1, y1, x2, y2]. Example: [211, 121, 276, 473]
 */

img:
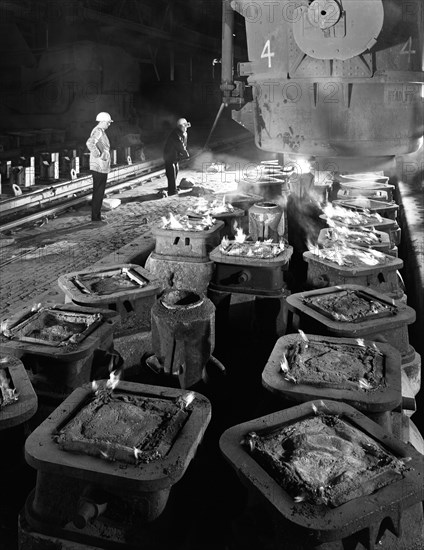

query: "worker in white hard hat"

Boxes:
[163, 118, 191, 196]
[86, 112, 113, 222]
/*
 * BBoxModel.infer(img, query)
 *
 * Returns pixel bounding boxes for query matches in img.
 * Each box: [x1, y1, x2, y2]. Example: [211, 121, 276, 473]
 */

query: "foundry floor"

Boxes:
[1, 122, 423, 550]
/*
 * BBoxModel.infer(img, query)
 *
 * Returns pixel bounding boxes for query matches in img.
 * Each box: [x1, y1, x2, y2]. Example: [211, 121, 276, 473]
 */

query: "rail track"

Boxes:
[0, 134, 252, 233]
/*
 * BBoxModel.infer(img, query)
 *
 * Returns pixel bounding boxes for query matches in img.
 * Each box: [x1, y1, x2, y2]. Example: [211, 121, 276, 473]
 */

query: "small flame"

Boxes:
[356, 339, 365, 347]
[182, 391, 195, 408]
[100, 450, 109, 460]
[298, 330, 309, 348]
[294, 494, 306, 503]
[0, 320, 7, 334]
[31, 303, 42, 312]
[280, 354, 289, 373]
[234, 225, 247, 243]
[371, 343, 383, 355]
[91, 380, 99, 392]
[106, 370, 120, 391]
[311, 403, 318, 414]
[133, 447, 143, 460]
[167, 212, 184, 229]
[220, 236, 230, 250]
[358, 378, 372, 390]
[284, 373, 297, 384]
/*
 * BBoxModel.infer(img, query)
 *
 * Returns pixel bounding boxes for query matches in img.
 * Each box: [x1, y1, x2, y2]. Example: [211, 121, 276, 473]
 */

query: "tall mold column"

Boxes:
[229, 0, 424, 164]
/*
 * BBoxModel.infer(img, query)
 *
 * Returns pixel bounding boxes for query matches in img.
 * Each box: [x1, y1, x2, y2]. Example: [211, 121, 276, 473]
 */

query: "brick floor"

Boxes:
[0, 139, 264, 320]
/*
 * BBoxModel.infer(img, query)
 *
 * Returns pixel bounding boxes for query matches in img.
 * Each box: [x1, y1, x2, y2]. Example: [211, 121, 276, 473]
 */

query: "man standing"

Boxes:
[163, 118, 190, 196]
[86, 112, 113, 222]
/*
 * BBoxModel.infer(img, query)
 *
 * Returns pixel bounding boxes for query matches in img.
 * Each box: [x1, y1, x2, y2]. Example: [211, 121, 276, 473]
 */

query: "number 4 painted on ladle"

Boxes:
[400, 37, 416, 63]
[261, 39, 275, 68]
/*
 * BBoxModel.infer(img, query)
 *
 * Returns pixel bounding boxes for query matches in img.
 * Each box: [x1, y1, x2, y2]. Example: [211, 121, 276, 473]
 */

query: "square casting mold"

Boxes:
[152, 220, 224, 260]
[303, 250, 404, 300]
[209, 243, 293, 295]
[24, 381, 211, 530]
[58, 264, 161, 331]
[262, 334, 402, 415]
[317, 227, 393, 255]
[219, 400, 424, 546]
[332, 198, 399, 220]
[0, 304, 120, 396]
[286, 285, 416, 359]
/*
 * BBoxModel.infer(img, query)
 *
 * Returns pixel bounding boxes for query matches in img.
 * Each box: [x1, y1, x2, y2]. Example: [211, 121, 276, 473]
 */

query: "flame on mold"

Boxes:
[298, 330, 309, 347]
[358, 378, 372, 390]
[133, 447, 143, 460]
[165, 213, 185, 230]
[182, 391, 195, 409]
[280, 354, 289, 374]
[372, 342, 383, 355]
[106, 370, 120, 391]
[234, 224, 247, 243]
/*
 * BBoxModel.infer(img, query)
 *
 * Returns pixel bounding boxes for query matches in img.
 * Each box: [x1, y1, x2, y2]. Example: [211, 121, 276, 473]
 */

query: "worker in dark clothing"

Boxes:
[163, 118, 190, 196]
[86, 112, 113, 222]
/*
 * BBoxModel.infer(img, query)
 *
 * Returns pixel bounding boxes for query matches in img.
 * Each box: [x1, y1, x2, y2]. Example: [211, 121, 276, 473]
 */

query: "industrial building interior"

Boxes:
[0, 1, 423, 549]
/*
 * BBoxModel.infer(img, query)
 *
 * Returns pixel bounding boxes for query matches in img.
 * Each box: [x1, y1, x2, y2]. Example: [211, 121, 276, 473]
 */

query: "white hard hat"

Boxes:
[96, 112, 113, 122]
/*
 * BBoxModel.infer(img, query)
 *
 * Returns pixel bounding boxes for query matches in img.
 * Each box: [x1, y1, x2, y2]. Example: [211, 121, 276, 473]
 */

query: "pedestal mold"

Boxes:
[0, 304, 120, 398]
[23, 381, 211, 546]
[220, 400, 424, 549]
[58, 264, 161, 333]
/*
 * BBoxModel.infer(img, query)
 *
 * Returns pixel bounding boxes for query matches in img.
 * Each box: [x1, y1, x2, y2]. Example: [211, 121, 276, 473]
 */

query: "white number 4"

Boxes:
[261, 39, 275, 68]
[400, 37, 416, 62]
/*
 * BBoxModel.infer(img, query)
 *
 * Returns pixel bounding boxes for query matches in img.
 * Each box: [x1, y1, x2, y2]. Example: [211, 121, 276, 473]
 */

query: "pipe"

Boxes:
[221, 0, 235, 103]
